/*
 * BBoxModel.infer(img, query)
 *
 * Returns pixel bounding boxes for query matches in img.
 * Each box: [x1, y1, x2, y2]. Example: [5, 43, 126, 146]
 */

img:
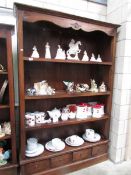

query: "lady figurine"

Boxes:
[31, 46, 40, 58]
[96, 54, 102, 62]
[90, 53, 96, 62]
[55, 45, 66, 60]
[82, 51, 89, 61]
[99, 82, 107, 92]
[45, 42, 51, 59]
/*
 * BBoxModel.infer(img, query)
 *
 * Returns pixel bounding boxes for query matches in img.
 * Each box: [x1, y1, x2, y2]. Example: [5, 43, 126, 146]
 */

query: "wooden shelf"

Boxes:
[24, 57, 112, 66]
[25, 91, 111, 100]
[0, 162, 18, 170]
[26, 114, 109, 131]
[0, 135, 11, 141]
[0, 104, 10, 109]
[21, 138, 108, 165]
[0, 71, 8, 75]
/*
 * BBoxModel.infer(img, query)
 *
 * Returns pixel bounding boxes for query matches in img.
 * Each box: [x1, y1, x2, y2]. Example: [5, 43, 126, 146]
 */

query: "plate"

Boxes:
[45, 141, 65, 152]
[25, 143, 44, 157]
[65, 136, 84, 147]
[82, 133, 101, 142]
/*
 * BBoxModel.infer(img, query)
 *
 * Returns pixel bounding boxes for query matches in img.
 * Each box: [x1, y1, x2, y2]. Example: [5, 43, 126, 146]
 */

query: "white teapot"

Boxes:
[47, 108, 61, 123]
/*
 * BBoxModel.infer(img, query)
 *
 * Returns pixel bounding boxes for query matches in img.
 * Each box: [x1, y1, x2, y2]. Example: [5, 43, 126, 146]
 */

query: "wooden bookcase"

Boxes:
[0, 24, 17, 174]
[15, 3, 118, 175]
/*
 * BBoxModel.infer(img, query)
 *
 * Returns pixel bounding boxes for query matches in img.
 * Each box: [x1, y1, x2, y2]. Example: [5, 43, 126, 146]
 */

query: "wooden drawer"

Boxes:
[73, 148, 92, 162]
[51, 153, 72, 168]
[92, 144, 108, 157]
[23, 159, 50, 175]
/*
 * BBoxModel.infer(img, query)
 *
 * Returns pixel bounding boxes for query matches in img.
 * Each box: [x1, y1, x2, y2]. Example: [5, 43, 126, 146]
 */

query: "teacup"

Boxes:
[85, 129, 95, 139]
[69, 135, 79, 144]
[52, 138, 63, 149]
[27, 138, 38, 151]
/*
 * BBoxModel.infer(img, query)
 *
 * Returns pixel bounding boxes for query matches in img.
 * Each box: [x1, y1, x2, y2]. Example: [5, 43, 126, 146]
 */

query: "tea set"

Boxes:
[25, 102, 104, 127]
[25, 128, 101, 157]
[0, 122, 11, 138]
[31, 39, 103, 62]
[25, 138, 44, 157]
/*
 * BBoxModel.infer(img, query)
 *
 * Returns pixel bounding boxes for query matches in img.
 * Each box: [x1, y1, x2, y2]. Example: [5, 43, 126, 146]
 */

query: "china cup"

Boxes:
[85, 129, 95, 139]
[27, 138, 38, 151]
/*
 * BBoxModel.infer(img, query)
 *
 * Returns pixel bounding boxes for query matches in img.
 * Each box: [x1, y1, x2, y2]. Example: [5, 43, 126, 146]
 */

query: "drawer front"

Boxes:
[73, 148, 92, 162]
[24, 159, 50, 175]
[51, 153, 72, 168]
[92, 144, 108, 157]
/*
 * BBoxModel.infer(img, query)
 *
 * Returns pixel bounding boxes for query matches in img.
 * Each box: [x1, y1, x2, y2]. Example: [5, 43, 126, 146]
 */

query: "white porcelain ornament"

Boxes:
[47, 108, 61, 123]
[31, 46, 40, 58]
[89, 79, 98, 92]
[45, 42, 51, 59]
[82, 51, 89, 61]
[55, 45, 66, 60]
[90, 53, 96, 62]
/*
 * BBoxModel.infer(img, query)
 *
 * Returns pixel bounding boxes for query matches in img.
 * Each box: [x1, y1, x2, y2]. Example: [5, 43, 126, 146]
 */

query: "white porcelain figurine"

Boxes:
[90, 53, 97, 62]
[31, 46, 40, 58]
[55, 45, 66, 60]
[47, 108, 61, 123]
[45, 42, 51, 59]
[89, 79, 98, 92]
[82, 51, 89, 61]
[99, 82, 107, 92]
[96, 54, 102, 62]
[63, 81, 74, 93]
[66, 39, 81, 60]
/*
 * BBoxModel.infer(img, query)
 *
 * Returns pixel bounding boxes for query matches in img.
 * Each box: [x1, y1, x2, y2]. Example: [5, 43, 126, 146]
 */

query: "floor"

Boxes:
[67, 160, 131, 175]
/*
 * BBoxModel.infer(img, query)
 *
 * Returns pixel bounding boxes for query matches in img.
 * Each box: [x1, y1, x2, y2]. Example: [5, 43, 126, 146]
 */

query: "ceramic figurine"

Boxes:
[96, 54, 102, 62]
[55, 45, 66, 60]
[34, 80, 55, 95]
[63, 81, 74, 93]
[75, 83, 89, 92]
[89, 79, 98, 92]
[82, 51, 89, 61]
[31, 46, 40, 58]
[0, 125, 5, 138]
[26, 88, 36, 96]
[3, 122, 11, 135]
[45, 42, 51, 59]
[99, 82, 107, 92]
[47, 108, 61, 123]
[90, 53, 97, 62]
[66, 39, 81, 60]
[0, 64, 5, 72]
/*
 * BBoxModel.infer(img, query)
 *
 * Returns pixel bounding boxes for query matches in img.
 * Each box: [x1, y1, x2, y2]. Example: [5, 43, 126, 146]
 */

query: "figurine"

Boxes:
[26, 88, 36, 96]
[0, 64, 5, 72]
[66, 39, 81, 60]
[47, 108, 61, 123]
[31, 46, 40, 58]
[63, 81, 74, 93]
[34, 80, 55, 95]
[0, 125, 5, 138]
[55, 45, 66, 60]
[99, 82, 107, 92]
[96, 54, 102, 62]
[89, 79, 98, 92]
[82, 51, 89, 61]
[75, 83, 89, 92]
[2, 122, 11, 135]
[45, 42, 51, 59]
[90, 53, 97, 62]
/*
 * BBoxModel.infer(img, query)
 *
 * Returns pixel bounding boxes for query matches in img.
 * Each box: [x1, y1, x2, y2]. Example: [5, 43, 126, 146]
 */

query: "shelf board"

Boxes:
[0, 135, 11, 141]
[0, 162, 18, 170]
[0, 71, 8, 75]
[20, 138, 108, 165]
[25, 91, 110, 100]
[24, 57, 112, 66]
[26, 114, 109, 131]
[0, 104, 10, 109]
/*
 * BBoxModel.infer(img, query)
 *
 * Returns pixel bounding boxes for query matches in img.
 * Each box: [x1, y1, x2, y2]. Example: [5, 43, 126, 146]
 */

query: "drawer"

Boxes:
[73, 148, 92, 162]
[92, 144, 108, 157]
[51, 153, 72, 168]
[24, 159, 50, 175]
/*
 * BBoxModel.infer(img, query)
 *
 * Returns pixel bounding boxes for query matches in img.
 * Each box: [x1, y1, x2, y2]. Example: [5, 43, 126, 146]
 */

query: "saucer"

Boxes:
[82, 133, 101, 142]
[25, 143, 44, 157]
[45, 140, 65, 152]
[65, 136, 84, 147]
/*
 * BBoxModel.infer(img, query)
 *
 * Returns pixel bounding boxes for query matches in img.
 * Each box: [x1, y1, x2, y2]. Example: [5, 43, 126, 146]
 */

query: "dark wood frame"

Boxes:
[0, 24, 17, 175]
[15, 3, 119, 175]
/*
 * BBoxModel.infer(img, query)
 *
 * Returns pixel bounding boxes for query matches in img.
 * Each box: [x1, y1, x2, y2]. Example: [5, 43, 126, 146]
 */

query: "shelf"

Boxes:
[0, 104, 10, 109]
[0, 135, 11, 141]
[24, 57, 112, 66]
[0, 71, 8, 75]
[0, 162, 18, 170]
[25, 91, 111, 100]
[21, 138, 108, 165]
[26, 114, 109, 131]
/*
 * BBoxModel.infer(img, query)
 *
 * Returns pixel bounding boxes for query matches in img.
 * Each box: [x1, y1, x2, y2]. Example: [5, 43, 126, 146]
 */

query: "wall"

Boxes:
[107, 0, 131, 162]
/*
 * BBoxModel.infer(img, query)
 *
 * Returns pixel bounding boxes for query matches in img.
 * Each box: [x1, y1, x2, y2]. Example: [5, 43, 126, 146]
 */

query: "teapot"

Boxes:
[47, 108, 61, 123]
